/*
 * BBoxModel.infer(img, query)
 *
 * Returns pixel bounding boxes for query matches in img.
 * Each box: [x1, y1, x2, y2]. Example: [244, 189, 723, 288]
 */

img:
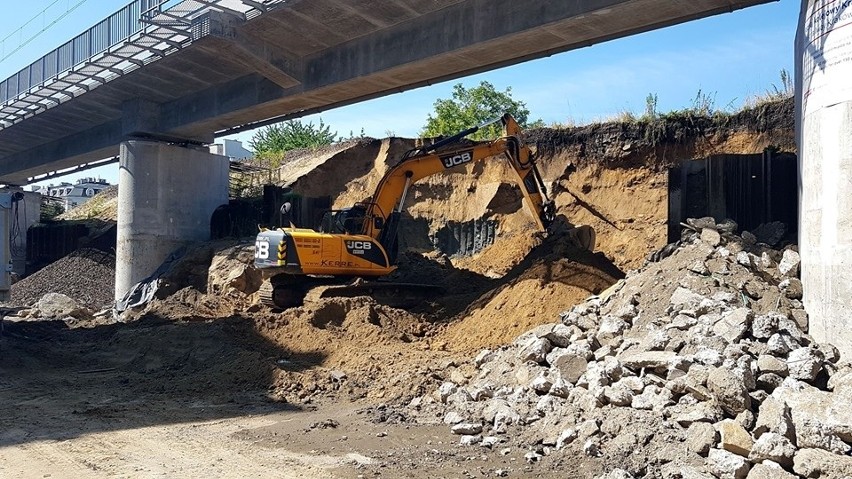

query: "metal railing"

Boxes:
[0, 0, 285, 127]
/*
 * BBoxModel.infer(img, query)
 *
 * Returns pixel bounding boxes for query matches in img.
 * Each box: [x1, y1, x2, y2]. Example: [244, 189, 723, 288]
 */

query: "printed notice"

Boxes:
[800, 0, 852, 113]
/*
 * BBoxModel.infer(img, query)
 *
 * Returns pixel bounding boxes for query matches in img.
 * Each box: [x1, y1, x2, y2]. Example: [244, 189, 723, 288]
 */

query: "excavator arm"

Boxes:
[362, 114, 555, 254]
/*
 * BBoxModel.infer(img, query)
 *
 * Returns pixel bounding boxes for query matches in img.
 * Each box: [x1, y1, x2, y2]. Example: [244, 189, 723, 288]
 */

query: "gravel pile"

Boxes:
[405, 218, 852, 478]
[10, 248, 116, 308]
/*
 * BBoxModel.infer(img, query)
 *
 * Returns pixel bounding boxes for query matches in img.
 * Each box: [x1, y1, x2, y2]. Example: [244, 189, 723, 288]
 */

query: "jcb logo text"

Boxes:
[441, 151, 473, 169]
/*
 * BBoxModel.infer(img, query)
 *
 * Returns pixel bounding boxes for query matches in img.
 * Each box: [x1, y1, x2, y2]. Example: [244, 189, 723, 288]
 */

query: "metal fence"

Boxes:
[0, 0, 167, 104]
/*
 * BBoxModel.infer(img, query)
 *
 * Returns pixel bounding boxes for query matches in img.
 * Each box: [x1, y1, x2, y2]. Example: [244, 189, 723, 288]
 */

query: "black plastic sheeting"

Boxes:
[668, 150, 798, 242]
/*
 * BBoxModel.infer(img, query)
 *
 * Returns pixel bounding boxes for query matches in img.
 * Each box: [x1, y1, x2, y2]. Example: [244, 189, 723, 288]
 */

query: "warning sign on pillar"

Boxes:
[798, 0, 852, 113]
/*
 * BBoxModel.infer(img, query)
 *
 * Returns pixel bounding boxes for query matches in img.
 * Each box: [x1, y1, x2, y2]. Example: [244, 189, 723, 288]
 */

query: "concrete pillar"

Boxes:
[115, 140, 228, 300]
[796, 0, 852, 358]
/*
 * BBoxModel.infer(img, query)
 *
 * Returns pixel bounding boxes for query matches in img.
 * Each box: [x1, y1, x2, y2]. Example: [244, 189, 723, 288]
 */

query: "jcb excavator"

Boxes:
[254, 113, 594, 308]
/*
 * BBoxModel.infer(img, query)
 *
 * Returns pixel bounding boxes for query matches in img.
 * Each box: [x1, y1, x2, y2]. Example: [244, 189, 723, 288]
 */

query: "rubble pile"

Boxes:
[408, 219, 852, 478]
[9, 248, 116, 309]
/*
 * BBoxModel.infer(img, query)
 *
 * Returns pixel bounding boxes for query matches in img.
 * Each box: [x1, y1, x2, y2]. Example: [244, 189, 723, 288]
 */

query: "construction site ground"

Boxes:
[4, 99, 834, 479]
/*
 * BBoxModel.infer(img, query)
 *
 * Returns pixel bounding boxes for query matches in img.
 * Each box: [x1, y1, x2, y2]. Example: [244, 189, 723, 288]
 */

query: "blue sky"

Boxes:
[0, 0, 800, 185]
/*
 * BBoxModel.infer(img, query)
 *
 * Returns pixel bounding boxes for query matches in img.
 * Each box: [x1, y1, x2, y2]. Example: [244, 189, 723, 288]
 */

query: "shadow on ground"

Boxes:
[0, 314, 324, 447]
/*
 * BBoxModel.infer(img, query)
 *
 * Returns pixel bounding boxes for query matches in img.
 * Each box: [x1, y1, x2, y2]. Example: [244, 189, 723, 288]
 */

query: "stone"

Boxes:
[687, 422, 718, 455]
[540, 323, 577, 348]
[701, 228, 722, 246]
[524, 451, 542, 463]
[577, 419, 600, 438]
[756, 355, 788, 376]
[438, 382, 458, 403]
[675, 402, 724, 427]
[551, 352, 588, 384]
[617, 351, 677, 371]
[530, 375, 554, 394]
[751, 314, 780, 339]
[631, 385, 673, 411]
[556, 428, 578, 450]
[789, 309, 808, 332]
[748, 433, 796, 468]
[717, 419, 754, 457]
[735, 410, 755, 431]
[459, 434, 481, 446]
[778, 250, 800, 276]
[549, 378, 572, 398]
[707, 448, 750, 479]
[693, 348, 724, 367]
[713, 308, 753, 343]
[766, 334, 796, 356]
[779, 278, 803, 300]
[451, 423, 483, 435]
[707, 367, 751, 416]
[756, 373, 784, 392]
[817, 343, 840, 364]
[518, 337, 552, 364]
[474, 349, 495, 367]
[35, 293, 89, 319]
[443, 412, 465, 425]
[594, 469, 635, 479]
[480, 436, 502, 448]
[583, 439, 602, 457]
[671, 287, 707, 309]
[604, 383, 634, 406]
[736, 251, 752, 267]
[753, 396, 795, 442]
[793, 448, 852, 478]
[745, 462, 797, 479]
[596, 315, 630, 344]
[483, 399, 519, 425]
[773, 378, 852, 453]
[785, 347, 823, 382]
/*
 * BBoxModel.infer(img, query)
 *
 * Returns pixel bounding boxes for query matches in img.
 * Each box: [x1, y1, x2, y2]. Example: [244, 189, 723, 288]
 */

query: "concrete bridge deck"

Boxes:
[0, 0, 773, 184]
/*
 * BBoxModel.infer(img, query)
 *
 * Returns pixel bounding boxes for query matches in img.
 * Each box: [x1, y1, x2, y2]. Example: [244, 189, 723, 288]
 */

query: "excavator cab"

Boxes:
[318, 204, 369, 235]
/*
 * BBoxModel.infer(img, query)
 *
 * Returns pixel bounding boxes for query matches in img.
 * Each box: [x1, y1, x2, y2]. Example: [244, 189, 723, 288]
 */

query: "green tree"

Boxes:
[421, 81, 539, 140]
[249, 119, 337, 154]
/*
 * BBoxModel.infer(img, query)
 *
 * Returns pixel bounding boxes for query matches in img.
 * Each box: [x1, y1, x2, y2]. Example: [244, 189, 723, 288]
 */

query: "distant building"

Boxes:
[210, 139, 252, 160]
[31, 177, 112, 210]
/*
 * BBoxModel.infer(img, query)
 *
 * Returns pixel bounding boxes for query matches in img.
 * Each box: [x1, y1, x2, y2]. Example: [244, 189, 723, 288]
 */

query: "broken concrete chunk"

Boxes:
[687, 422, 718, 456]
[753, 396, 795, 442]
[671, 287, 707, 309]
[756, 355, 788, 376]
[773, 378, 852, 454]
[716, 419, 754, 457]
[617, 350, 677, 371]
[707, 448, 750, 479]
[451, 423, 483, 435]
[778, 250, 800, 276]
[748, 432, 796, 468]
[443, 411, 465, 425]
[707, 367, 752, 416]
[530, 375, 554, 394]
[555, 428, 578, 450]
[474, 349, 495, 367]
[594, 468, 635, 479]
[793, 447, 852, 478]
[458, 434, 481, 446]
[766, 333, 797, 356]
[745, 462, 796, 479]
[701, 228, 722, 247]
[437, 382, 458, 403]
[518, 337, 552, 364]
[713, 308, 753, 343]
[785, 347, 823, 382]
[631, 385, 673, 411]
[551, 352, 588, 384]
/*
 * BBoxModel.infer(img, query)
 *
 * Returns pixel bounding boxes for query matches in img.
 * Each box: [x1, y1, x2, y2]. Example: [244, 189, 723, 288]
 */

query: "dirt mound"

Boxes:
[9, 248, 116, 308]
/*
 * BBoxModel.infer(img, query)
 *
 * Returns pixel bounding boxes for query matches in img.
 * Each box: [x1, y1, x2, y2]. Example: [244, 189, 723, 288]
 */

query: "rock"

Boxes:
[617, 351, 677, 371]
[756, 355, 788, 376]
[35, 293, 88, 319]
[701, 228, 722, 246]
[793, 448, 852, 478]
[751, 314, 780, 339]
[756, 373, 784, 392]
[717, 419, 754, 457]
[451, 423, 483, 435]
[707, 367, 751, 416]
[438, 382, 458, 403]
[766, 334, 797, 356]
[551, 352, 588, 384]
[518, 337, 552, 364]
[474, 349, 495, 367]
[538, 324, 576, 348]
[789, 309, 808, 332]
[735, 410, 755, 431]
[443, 412, 465, 425]
[556, 428, 578, 450]
[773, 378, 852, 454]
[594, 469, 635, 479]
[817, 343, 840, 364]
[524, 451, 542, 463]
[530, 375, 554, 394]
[687, 422, 718, 455]
[753, 396, 795, 442]
[631, 385, 673, 411]
[583, 439, 602, 457]
[481, 436, 502, 448]
[748, 433, 796, 468]
[707, 448, 750, 479]
[604, 383, 634, 406]
[549, 378, 572, 398]
[745, 462, 797, 479]
[779, 278, 803, 300]
[459, 434, 481, 446]
[778, 250, 800, 276]
[736, 251, 752, 267]
[713, 308, 753, 343]
[482, 399, 519, 425]
[596, 315, 630, 344]
[671, 287, 707, 309]
[785, 347, 823, 382]
[675, 402, 724, 427]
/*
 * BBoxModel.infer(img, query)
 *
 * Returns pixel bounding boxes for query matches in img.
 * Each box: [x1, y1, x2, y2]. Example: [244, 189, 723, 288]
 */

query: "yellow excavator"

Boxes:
[254, 113, 594, 308]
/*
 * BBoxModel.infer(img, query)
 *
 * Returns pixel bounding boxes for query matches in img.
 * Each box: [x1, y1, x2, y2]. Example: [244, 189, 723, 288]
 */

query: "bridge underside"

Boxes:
[0, 0, 773, 183]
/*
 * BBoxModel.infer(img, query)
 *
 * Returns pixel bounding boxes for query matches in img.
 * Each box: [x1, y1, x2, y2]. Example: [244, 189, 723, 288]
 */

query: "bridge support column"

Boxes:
[796, 0, 852, 358]
[115, 140, 228, 301]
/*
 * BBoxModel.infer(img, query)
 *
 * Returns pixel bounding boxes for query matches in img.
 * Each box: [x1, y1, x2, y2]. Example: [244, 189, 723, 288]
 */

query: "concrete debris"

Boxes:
[408, 224, 851, 477]
[33, 292, 90, 319]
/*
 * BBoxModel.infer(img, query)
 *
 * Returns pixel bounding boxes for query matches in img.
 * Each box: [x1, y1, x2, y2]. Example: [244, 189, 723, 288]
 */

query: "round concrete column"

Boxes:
[115, 140, 229, 301]
[796, 0, 852, 358]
